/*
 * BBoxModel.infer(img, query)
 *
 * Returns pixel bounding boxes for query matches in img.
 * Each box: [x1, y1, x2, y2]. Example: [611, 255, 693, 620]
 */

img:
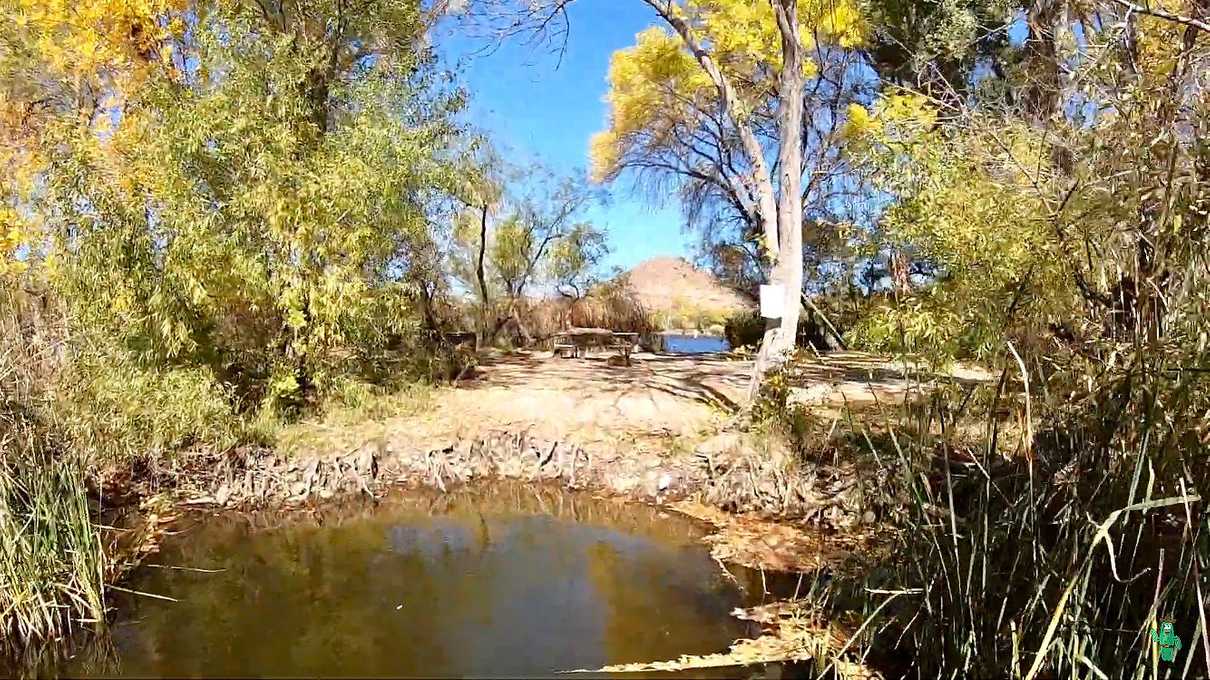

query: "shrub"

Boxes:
[724, 309, 765, 348]
[316, 377, 433, 424]
[53, 347, 239, 463]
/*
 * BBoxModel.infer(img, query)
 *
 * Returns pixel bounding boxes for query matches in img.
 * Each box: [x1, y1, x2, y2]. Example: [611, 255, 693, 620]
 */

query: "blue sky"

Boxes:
[436, 0, 693, 272]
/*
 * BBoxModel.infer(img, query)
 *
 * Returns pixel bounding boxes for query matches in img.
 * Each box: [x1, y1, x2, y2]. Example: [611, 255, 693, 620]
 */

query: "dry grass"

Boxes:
[275, 382, 435, 457]
[520, 286, 657, 340]
[571, 601, 879, 678]
[670, 500, 872, 573]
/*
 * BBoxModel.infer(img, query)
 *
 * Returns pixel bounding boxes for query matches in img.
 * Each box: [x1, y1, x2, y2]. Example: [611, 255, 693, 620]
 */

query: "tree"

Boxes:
[548, 221, 610, 300]
[845, 0, 1210, 367]
[588, 0, 869, 396]
[1, 0, 188, 277]
[447, 163, 605, 344]
[449, 143, 506, 346]
[860, 0, 1015, 102]
[2, 0, 471, 412]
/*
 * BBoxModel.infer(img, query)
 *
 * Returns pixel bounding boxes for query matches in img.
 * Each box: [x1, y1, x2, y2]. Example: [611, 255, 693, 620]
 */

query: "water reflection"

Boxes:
[64, 483, 758, 678]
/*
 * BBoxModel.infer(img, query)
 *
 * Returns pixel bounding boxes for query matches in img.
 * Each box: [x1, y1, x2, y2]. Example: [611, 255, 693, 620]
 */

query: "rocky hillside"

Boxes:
[622, 257, 753, 326]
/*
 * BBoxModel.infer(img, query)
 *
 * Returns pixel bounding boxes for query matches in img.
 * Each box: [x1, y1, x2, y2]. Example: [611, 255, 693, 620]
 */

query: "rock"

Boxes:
[497, 458, 523, 478]
[695, 432, 741, 456]
[215, 483, 231, 506]
[353, 447, 371, 472]
[610, 474, 639, 494]
[786, 383, 833, 408]
[182, 496, 218, 506]
[639, 469, 665, 497]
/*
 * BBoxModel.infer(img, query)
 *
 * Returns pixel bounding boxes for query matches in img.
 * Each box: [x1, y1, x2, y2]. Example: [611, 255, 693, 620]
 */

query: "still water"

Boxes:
[662, 335, 731, 354]
[66, 484, 758, 678]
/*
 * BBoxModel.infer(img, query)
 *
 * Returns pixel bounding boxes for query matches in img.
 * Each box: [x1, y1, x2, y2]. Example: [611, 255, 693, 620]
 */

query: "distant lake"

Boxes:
[661, 335, 730, 354]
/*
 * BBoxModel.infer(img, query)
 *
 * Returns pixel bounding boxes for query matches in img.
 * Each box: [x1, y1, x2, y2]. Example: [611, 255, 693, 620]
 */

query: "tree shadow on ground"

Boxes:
[458, 351, 750, 414]
[784, 352, 992, 393]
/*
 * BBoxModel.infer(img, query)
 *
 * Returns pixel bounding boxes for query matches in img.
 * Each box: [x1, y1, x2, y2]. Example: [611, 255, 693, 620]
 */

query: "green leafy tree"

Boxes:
[4, 0, 470, 413]
[447, 162, 606, 343]
[846, 1, 1210, 368]
[547, 222, 610, 300]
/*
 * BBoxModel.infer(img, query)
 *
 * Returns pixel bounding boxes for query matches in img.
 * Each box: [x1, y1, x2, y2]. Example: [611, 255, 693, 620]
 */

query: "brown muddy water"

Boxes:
[61, 483, 765, 678]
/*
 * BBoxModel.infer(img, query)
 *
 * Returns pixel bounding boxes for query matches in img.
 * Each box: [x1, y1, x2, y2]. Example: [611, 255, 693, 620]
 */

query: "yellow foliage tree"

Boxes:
[0, 0, 186, 278]
[1, 0, 469, 414]
[591, 0, 868, 395]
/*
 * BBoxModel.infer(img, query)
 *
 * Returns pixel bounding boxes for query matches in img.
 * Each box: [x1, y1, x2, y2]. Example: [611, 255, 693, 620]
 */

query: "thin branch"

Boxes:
[1110, 0, 1210, 33]
[641, 0, 780, 256]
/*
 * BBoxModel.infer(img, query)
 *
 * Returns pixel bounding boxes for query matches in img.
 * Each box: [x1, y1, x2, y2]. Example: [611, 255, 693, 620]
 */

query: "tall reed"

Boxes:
[0, 285, 106, 654]
[0, 410, 106, 650]
[796, 328, 1210, 676]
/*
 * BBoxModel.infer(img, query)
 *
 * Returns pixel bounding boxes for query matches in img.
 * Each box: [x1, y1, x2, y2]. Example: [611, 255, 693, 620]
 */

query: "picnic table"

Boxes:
[553, 328, 639, 361]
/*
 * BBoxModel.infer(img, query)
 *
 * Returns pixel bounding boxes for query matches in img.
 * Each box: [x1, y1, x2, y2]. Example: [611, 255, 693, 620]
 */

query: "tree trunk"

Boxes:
[747, 0, 806, 403]
[773, 0, 805, 359]
[476, 203, 490, 349]
[509, 301, 532, 345]
[747, 318, 781, 401]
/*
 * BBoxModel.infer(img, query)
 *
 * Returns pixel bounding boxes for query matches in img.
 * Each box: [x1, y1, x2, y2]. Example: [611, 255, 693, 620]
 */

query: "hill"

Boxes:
[621, 257, 753, 327]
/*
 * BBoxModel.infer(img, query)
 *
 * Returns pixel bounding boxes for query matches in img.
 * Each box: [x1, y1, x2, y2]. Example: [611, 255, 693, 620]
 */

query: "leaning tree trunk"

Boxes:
[476, 203, 490, 350]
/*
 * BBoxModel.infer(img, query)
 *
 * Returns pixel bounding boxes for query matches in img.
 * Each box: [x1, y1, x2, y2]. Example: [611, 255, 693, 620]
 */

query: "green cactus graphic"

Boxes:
[1151, 621, 1182, 663]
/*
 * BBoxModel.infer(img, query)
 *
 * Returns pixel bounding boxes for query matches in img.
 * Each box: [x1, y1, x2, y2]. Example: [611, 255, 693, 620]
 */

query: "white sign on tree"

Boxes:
[759, 284, 784, 319]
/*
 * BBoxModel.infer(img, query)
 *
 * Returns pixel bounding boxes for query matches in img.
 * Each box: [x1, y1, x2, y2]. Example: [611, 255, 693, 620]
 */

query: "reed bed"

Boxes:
[0, 288, 106, 655]
[0, 412, 106, 651]
[847, 382, 1207, 678]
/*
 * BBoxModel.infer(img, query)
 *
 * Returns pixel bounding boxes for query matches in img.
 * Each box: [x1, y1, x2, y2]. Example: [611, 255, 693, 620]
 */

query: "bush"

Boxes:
[726, 295, 858, 351]
[53, 347, 240, 463]
[723, 309, 765, 348]
[316, 377, 433, 424]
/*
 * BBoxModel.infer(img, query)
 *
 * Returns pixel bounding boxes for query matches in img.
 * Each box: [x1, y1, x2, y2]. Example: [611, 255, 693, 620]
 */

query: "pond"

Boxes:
[62, 484, 761, 678]
[661, 334, 731, 354]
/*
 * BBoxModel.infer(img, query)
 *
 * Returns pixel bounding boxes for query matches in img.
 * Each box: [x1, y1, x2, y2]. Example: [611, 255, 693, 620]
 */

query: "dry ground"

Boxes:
[449, 349, 991, 438]
[283, 349, 992, 457]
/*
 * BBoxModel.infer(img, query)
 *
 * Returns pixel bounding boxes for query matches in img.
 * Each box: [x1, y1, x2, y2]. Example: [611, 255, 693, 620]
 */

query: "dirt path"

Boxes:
[418, 349, 991, 442]
[279, 350, 990, 458]
[447, 351, 753, 439]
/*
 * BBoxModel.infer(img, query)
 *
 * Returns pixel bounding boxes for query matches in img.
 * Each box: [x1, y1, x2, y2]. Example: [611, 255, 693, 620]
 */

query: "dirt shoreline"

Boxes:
[148, 422, 872, 574]
[112, 349, 951, 573]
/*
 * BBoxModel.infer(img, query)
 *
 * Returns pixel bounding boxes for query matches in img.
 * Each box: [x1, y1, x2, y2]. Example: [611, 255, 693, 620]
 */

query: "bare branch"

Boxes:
[641, 0, 781, 257]
[1110, 0, 1210, 33]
